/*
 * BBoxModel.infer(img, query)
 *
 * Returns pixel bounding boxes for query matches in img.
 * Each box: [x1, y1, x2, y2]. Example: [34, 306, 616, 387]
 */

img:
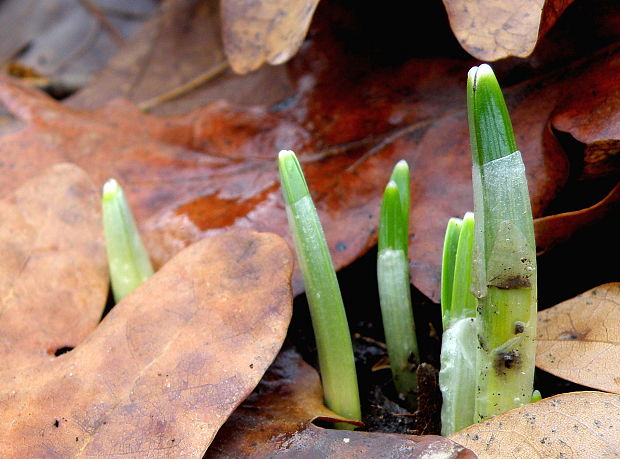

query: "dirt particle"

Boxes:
[53, 419, 60, 428]
[488, 274, 531, 289]
[558, 330, 581, 340]
[478, 334, 488, 352]
[493, 349, 521, 375]
[514, 322, 525, 334]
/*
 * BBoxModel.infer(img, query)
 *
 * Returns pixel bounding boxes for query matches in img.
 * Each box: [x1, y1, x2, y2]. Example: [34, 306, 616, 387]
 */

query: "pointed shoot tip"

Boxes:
[102, 178, 121, 201]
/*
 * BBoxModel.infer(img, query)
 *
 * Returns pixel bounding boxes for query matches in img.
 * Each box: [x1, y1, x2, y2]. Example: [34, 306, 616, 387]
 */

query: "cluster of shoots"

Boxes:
[439, 212, 477, 434]
[439, 64, 538, 434]
[101, 178, 153, 302]
[279, 151, 420, 425]
[99, 64, 536, 436]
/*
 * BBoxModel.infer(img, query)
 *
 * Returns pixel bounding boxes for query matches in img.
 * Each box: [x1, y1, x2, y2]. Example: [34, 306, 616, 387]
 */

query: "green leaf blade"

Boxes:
[278, 150, 361, 425]
[102, 179, 154, 303]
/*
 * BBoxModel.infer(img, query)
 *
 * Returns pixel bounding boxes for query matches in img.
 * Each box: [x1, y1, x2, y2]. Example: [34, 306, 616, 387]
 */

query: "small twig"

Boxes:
[100, 5, 153, 20]
[137, 60, 230, 111]
[78, 0, 126, 46]
[345, 110, 460, 173]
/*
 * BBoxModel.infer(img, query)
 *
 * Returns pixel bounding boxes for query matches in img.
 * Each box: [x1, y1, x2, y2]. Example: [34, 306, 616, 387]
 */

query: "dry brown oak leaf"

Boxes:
[450, 392, 620, 458]
[206, 349, 475, 459]
[221, 0, 320, 75]
[2, 47, 619, 302]
[442, 0, 576, 61]
[0, 228, 293, 457]
[0, 163, 107, 370]
[537, 283, 620, 394]
[69, 0, 294, 115]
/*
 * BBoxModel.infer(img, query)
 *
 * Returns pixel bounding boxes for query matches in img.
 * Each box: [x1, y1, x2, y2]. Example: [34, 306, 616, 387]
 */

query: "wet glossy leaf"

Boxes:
[536, 283, 620, 393]
[221, 0, 320, 74]
[442, 0, 575, 60]
[550, 59, 620, 180]
[1, 4, 618, 303]
[0, 163, 107, 369]
[450, 392, 620, 458]
[207, 349, 475, 458]
[0, 228, 293, 456]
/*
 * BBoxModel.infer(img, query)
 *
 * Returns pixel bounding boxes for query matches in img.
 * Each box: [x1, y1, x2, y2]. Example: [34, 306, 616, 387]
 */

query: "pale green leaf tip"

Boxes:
[278, 149, 295, 161]
[385, 180, 398, 193]
[394, 159, 409, 173]
[278, 149, 309, 205]
[102, 178, 121, 201]
[468, 64, 496, 92]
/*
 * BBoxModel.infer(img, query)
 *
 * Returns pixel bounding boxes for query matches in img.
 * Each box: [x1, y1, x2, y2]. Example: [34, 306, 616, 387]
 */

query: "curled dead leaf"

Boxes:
[0, 228, 293, 456]
[450, 392, 620, 458]
[220, 0, 320, 74]
[534, 183, 620, 254]
[207, 349, 474, 458]
[441, 0, 575, 60]
[69, 0, 293, 115]
[550, 55, 620, 180]
[536, 283, 620, 394]
[0, 163, 107, 369]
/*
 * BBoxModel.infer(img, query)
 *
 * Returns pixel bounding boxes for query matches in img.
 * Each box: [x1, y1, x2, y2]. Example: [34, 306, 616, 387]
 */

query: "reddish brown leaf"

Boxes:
[220, 0, 320, 74]
[442, 0, 575, 61]
[534, 183, 620, 254]
[207, 349, 475, 458]
[450, 392, 620, 458]
[2, 7, 619, 301]
[536, 283, 620, 394]
[0, 163, 107, 369]
[0, 229, 293, 456]
[550, 58, 620, 180]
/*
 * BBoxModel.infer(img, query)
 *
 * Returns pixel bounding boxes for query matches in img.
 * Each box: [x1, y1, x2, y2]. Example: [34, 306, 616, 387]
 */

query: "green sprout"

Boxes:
[440, 217, 462, 329]
[377, 161, 419, 409]
[468, 64, 537, 422]
[278, 150, 361, 426]
[102, 178, 154, 303]
[439, 212, 477, 435]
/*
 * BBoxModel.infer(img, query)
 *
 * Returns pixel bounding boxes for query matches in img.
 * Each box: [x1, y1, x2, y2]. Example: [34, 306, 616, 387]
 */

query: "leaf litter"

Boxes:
[0, 0, 619, 456]
[0, 168, 294, 458]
